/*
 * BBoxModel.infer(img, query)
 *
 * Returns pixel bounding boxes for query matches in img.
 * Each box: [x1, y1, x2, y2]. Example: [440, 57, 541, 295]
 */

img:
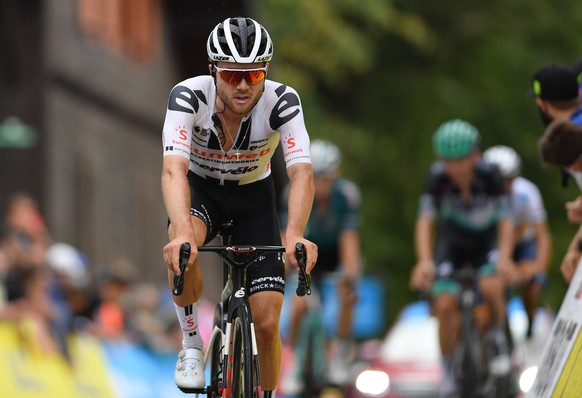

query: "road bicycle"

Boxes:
[451, 268, 516, 398]
[451, 268, 489, 398]
[172, 221, 311, 397]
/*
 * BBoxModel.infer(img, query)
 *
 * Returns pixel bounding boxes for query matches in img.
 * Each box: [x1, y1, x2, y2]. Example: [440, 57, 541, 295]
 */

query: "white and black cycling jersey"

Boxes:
[162, 76, 311, 184]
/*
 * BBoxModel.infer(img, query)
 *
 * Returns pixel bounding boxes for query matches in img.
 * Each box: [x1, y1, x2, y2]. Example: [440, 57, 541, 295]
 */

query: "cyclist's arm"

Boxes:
[411, 214, 436, 291]
[496, 217, 516, 280]
[560, 223, 582, 283]
[339, 229, 361, 281]
[533, 221, 552, 273]
[161, 155, 196, 274]
[284, 162, 317, 272]
[415, 214, 434, 264]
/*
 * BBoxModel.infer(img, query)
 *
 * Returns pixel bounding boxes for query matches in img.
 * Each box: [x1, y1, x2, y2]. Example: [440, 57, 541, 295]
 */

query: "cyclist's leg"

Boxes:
[432, 282, 461, 396]
[432, 236, 463, 396]
[327, 271, 357, 387]
[230, 175, 285, 394]
[170, 174, 222, 390]
[514, 240, 546, 339]
[288, 292, 310, 347]
[477, 248, 512, 377]
[522, 274, 546, 338]
[249, 291, 284, 390]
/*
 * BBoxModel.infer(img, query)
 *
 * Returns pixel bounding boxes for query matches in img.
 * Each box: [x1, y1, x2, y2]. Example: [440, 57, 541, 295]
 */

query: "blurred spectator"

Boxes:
[5, 265, 62, 355]
[572, 57, 582, 93]
[46, 242, 98, 334]
[94, 257, 137, 340]
[539, 120, 582, 282]
[530, 63, 582, 127]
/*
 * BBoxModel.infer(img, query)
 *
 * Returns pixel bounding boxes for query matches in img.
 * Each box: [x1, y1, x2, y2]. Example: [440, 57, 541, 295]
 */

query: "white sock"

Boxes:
[263, 388, 276, 398]
[174, 301, 204, 350]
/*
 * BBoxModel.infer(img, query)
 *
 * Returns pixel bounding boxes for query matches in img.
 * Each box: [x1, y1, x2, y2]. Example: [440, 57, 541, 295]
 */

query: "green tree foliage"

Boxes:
[260, 0, 582, 326]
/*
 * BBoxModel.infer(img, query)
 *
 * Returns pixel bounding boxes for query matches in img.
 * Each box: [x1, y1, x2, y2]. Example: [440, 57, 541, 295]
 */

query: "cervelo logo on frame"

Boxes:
[235, 288, 245, 298]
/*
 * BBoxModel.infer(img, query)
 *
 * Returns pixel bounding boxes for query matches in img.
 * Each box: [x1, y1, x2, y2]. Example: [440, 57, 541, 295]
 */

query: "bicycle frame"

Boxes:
[201, 244, 285, 397]
[177, 222, 310, 397]
[452, 268, 489, 398]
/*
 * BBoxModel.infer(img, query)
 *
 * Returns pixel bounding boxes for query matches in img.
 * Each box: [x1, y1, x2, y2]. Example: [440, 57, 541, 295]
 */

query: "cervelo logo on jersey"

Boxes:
[193, 160, 259, 175]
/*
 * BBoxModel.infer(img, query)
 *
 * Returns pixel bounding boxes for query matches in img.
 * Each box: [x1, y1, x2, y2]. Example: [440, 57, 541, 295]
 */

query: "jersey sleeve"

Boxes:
[524, 181, 548, 224]
[488, 166, 513, 220]
[162, 78, 208, 160]
[267, 84, 311, 167]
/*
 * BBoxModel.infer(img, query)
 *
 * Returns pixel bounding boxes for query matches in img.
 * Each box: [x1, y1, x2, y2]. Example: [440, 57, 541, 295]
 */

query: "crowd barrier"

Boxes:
[0, 322, 184, 398]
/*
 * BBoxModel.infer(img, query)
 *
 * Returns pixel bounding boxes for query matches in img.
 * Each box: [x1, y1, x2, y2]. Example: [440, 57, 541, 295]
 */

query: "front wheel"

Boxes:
[454, 318, 488, 397]
[230, 306, 259, 397]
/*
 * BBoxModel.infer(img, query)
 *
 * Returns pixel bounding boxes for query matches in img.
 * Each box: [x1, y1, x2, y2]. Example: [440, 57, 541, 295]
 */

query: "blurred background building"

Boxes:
[0, 0, 249, 287]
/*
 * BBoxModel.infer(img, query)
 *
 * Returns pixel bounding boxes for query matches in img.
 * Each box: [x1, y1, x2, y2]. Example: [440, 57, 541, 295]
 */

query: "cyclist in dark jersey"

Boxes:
[409, 119, 515, 397]
[279, 139, 362, 391]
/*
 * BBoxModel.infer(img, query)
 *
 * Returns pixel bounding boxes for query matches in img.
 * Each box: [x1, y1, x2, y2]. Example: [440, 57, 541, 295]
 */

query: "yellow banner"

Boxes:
[0, 322, 115, 398]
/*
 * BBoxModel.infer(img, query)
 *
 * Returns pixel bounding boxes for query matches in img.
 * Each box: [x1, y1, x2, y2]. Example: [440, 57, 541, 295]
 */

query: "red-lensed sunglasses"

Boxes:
[214, 66, 268, 85]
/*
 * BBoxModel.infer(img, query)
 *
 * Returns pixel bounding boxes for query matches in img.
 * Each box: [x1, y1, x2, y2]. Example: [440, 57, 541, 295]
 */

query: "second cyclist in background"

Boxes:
[409, 120, 516, 397]
[483, 145, 552, 340]
[280, 139, 363, 392]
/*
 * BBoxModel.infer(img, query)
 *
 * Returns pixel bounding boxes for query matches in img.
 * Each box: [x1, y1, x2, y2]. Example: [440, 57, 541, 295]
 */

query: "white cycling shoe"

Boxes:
[175, 348, 205, 390]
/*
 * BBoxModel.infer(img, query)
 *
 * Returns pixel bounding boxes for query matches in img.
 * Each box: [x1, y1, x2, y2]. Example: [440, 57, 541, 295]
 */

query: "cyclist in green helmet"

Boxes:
[410, 119, 516, 397]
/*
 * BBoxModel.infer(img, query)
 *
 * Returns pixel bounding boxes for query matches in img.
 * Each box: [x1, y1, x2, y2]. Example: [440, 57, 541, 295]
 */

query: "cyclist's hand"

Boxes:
[561, 249, 581, 283]
[496, 257, 517, 283]
[514, 261, 538, 284]
[286, 237, 317, 273]
[410, 260, 435, 292]
[566, 196, 582, 224]
[163, 237, 197, 276]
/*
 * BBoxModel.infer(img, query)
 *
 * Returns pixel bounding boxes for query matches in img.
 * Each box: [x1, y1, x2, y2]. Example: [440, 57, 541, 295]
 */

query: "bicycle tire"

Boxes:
[208, 329, 223, 397]
[455, 318, 487, 398]
[230, 306, 258, 397]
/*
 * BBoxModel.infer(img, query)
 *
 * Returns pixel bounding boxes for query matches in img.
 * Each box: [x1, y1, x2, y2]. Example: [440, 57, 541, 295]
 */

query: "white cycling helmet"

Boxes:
[207, 17, 273, 63]
[483, 145, 522, 179]
[310, 139, 342, 175]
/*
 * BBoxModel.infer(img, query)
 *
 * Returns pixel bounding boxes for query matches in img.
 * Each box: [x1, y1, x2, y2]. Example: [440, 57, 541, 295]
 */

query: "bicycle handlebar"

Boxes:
[171, 242, 311, 297]
[295, 242, 311, 297]
[172, 242, 191, 296]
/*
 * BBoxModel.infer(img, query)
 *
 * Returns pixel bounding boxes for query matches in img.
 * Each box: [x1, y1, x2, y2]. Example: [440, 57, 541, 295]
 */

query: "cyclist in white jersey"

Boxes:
[161, 17, 318, 397]
[483, 145, 552, 339]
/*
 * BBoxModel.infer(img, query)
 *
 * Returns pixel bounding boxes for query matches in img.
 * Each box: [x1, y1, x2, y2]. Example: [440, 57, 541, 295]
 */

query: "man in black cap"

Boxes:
[531, 63, 582, 126]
